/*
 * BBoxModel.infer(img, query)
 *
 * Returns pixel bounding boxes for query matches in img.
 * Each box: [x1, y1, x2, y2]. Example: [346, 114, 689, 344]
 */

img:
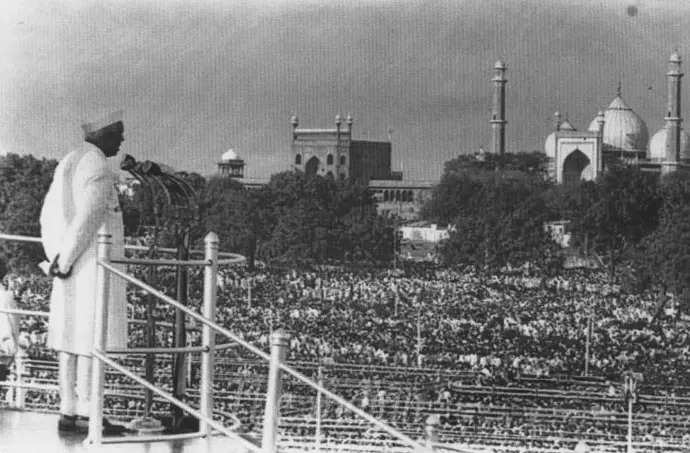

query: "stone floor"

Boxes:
[0, 409, 255, 453]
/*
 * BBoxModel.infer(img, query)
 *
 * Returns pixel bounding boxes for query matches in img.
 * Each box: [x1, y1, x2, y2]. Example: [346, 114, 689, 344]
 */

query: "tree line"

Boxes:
[422, 153, 690, 309]
[0, 154, 394, 271]
[0, 151, 688, 308]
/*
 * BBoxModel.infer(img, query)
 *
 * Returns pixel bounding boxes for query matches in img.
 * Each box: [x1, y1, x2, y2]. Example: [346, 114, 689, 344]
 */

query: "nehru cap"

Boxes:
[81, 110, 123, 136]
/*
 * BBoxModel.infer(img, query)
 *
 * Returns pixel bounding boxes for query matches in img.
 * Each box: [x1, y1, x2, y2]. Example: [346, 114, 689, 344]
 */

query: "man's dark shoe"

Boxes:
[58, 414, 77, 432]
[74, 416, 129, 436]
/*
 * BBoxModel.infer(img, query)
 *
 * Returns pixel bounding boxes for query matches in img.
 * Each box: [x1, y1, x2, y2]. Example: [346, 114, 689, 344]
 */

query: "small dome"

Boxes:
[544, 132, 556, 158]
[221, 149, 239, 161]
[494, 60, 506, 70]
[670, 51, 681, 63]
[559, 119, 576, 131]
[649, 127, 690, 161]
[587, 95, 649, 155]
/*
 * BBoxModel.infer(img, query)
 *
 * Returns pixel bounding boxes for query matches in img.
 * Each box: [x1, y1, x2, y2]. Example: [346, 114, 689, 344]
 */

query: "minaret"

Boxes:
[595, 110, 606, 173]
[291, 115, 299, 139]
[553, 111, 562, 131]
[664, 51, 683, 172]
[490, 60, 508, 156]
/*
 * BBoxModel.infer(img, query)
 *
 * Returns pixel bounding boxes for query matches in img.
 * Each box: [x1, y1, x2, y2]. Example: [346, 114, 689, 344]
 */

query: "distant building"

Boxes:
[217, 149, 245, 178]
[543, 220, 572, 248]
[399, 222, 454, 242]
[214, 120, 433, 220]
[288, 114, 431, 219]
[544, 52, 689, 183]
[368, 179, 435, 220]
[289, 114, 398, 183]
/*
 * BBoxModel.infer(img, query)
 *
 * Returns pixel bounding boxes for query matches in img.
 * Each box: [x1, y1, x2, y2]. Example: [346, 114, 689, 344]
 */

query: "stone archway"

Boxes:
[562, 149, 590, 184]
[305, 156, 320, 176]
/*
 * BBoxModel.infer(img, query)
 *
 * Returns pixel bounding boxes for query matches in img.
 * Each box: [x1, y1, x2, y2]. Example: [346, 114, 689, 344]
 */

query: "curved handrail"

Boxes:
[111, 257, 211, 267]
[93, 350, 255, 449]
[0, 307, 50, 317]
[2, 232, 464, 451]
[0, 233, 245, 265]
[100, 260, 429, 451]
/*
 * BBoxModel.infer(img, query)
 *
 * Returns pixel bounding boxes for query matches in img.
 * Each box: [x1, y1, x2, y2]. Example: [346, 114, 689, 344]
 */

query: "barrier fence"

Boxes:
[3, 231, 686, 453]
[0, 232, 441, 453]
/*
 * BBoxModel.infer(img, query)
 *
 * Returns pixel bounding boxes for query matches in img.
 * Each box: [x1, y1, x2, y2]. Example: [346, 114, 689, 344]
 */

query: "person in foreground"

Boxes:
[40, 111, 129, 435]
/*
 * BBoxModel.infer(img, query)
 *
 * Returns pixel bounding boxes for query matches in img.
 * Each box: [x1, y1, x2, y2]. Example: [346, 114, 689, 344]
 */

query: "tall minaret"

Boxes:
[490, 60, 508, 156]
[664, 51, 683, 172]
[553, 111, 562, 131]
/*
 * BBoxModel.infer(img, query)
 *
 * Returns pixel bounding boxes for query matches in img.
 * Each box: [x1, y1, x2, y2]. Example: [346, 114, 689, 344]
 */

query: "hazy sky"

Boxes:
[1, 0, 688, 180]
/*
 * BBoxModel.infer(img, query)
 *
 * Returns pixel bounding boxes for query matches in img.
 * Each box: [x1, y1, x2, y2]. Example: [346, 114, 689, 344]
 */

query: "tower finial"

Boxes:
[553, 111, 561, 131]
[670, 49, 681, 63]
[616, 80, 622, 97]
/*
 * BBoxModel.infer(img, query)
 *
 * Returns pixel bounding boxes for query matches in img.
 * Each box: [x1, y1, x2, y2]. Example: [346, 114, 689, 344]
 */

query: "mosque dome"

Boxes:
[544, 132, 556, 158]
[649, 127, 690, 161]
[221, 148, 239, 161]
[587, 95, 649, 155]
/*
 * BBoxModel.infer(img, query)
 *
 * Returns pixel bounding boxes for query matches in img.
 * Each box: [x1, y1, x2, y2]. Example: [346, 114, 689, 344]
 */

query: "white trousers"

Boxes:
[58, 352, 92, 417]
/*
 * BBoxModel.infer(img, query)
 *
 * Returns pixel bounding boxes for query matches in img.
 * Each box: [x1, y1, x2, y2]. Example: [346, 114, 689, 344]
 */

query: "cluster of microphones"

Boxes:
[120, 154, 196, 206]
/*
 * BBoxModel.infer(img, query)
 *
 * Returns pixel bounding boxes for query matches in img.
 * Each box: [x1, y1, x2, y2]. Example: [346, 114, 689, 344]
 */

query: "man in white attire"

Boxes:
[40, 111, 128, 434]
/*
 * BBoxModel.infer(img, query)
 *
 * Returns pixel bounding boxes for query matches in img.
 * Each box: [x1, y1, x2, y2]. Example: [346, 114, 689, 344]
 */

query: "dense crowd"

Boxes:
[2, 258, 690, 451]
[208, 265, 687, 388]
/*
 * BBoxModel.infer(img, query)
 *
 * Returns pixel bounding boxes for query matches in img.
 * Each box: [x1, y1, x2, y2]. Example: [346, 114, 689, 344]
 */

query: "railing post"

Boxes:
[424, 414, 440, 452]
[13, 350, 26, 409]
[315, 364, 323, 453]
[262, 329, 290, 453]
[199, 232, 218, 436]
[172, 229, 190, 430]
[86, 232, 111, 446]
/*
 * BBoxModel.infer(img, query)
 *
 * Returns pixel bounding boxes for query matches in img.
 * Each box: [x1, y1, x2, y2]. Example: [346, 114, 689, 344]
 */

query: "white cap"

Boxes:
[81, 110, 123, 135]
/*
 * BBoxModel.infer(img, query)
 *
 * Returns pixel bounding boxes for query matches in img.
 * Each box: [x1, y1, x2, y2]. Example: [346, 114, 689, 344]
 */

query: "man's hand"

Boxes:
[49, 254, 72, 279]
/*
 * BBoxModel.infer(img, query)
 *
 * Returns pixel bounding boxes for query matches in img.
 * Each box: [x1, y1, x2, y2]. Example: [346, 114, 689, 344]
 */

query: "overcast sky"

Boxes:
[0, 0, 688, 180]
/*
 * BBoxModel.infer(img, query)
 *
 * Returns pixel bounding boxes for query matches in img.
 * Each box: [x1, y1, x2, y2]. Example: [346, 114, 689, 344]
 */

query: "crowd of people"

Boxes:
[2, 257, 690, 451]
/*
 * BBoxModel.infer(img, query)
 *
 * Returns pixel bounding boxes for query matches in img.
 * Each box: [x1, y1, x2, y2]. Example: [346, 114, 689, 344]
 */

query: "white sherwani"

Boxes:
[40, 142, 127, 356]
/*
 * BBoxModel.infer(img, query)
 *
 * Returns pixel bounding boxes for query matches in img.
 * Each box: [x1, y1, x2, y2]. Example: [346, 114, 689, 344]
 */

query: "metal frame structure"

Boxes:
[0, 232, 435, 453]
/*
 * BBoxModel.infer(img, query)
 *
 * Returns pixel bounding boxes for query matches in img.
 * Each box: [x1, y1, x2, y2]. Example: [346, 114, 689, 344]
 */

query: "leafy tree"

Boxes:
[200, 176, 268, 268]
[0, 154, 57, 272]
[441, 151, 548, 176]
[420, 169, 485, 224]
[438, 172, 557, 271]
[422, 152, 548, 224]
[571, 166, 661, 278]
[629, 172, 690, 319]
[259, 171, 393, 265]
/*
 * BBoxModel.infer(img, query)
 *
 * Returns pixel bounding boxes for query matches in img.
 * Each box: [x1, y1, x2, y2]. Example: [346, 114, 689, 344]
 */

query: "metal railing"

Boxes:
[0, 232, 438, 453]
